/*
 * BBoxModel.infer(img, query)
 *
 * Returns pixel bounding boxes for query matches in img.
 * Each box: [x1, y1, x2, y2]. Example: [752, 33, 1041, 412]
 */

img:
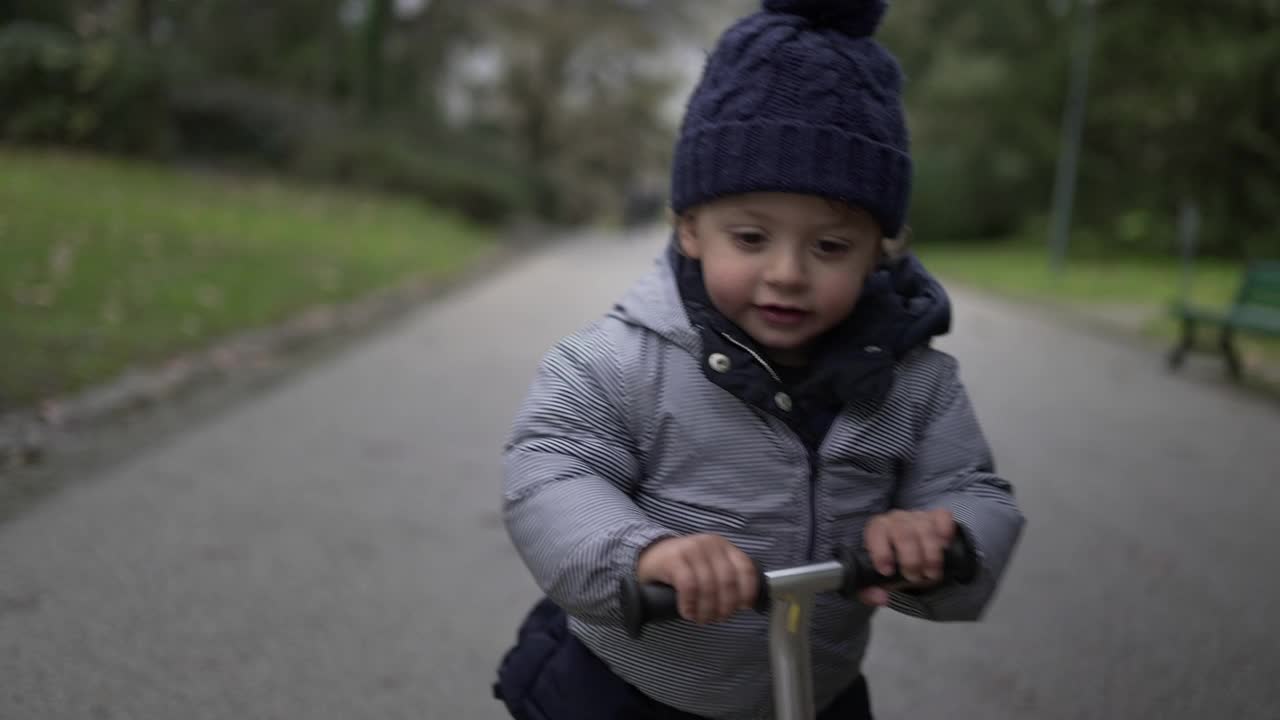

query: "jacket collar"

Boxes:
[609, 236, 952, 434]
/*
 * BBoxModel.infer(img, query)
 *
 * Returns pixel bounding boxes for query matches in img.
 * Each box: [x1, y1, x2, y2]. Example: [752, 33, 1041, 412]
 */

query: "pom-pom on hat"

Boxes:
[762, 0, 888, 37]
[670, 0, 911, 238]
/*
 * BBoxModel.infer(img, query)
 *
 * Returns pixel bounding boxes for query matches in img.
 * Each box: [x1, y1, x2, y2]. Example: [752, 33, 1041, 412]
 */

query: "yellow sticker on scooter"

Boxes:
[788, 602, 801, 634]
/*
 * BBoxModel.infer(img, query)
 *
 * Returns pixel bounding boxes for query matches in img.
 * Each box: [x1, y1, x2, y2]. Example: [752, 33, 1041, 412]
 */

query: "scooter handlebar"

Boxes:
[620, 532, 976, 639]
[834, 529, 976, 596]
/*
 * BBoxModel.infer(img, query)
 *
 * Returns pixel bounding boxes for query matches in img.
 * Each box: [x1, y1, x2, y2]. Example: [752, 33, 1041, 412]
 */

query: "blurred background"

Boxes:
[2, 0, 1279, 413]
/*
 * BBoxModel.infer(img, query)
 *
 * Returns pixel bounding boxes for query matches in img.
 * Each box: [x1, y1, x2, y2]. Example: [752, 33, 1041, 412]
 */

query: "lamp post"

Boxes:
[1047, 0, 1097, 276]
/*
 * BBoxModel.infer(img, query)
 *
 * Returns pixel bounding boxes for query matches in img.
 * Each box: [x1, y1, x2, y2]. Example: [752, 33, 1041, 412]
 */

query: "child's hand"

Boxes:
[636, 534, 759, 625]
[857, 509, 956, 607]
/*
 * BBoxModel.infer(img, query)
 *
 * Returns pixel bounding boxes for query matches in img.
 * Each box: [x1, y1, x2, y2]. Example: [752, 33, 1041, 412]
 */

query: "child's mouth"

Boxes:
[755, 305, 810, 326]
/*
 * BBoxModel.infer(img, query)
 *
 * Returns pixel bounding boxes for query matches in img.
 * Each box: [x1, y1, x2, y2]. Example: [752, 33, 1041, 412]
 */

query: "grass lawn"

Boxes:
[916, 239, 1280, 369]
[0, 146, 495, 413]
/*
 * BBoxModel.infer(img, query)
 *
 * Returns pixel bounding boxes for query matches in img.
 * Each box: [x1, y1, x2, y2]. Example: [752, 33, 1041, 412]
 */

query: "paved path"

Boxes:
[2, 228, 1277, 719]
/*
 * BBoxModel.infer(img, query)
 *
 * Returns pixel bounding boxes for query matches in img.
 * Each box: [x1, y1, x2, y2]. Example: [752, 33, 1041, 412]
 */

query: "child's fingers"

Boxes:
[863, 520, 896, 576]
[918, 517, 945, 582]
[688, 553, 719, 624]
[711, 551, 744, 620]
[929, 508, 956, 542]
[890, 521, 925, 583]
[918, 510, 954, 582]
[668, 556, 699, 622]
[857, 586, 890, 607]
[727, 547, 759, 611]
[654, 535, 757, 624]
[860, 510, 956, 591]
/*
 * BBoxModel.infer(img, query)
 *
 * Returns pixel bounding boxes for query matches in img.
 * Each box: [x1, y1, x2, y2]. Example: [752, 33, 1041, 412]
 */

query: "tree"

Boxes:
[878, 0, 1280, 257]
[359, 0, 391, 117]
[445, 0, 709, 221]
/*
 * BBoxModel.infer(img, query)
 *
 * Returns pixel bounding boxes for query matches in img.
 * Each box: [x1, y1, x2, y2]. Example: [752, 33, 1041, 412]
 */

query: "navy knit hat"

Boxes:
[670, 0, 911, 238]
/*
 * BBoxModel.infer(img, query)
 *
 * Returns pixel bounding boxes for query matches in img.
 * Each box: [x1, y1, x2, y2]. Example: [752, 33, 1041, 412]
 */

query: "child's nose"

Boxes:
[764, 249, 807, 287]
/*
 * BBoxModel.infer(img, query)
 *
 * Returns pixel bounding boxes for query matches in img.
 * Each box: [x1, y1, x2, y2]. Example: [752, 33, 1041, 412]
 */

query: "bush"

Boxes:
[168, 80, 303, 165]
[166, 80, 535, 224]
[0, 23, 533, 226]
[908, 148, 1006, 243]
[294, 127, 534, 225]
[0, 22, 174, 153]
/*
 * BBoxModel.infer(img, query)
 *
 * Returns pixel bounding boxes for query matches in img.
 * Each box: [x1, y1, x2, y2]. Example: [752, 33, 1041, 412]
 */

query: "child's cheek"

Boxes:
[703, 264, 753, 315]
[815, 275, 863, 323]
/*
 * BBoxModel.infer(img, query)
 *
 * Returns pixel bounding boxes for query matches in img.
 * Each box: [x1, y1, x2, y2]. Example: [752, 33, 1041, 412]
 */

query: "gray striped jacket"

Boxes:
[502, 250, 1025, 720]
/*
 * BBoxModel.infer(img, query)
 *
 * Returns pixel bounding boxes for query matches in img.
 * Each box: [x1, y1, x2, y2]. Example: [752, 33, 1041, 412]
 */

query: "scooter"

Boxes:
[619, 535, 977, 720]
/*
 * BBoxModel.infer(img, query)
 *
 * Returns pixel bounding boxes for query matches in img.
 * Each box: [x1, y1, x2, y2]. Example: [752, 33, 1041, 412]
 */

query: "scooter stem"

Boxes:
[763, 560, 846, 720]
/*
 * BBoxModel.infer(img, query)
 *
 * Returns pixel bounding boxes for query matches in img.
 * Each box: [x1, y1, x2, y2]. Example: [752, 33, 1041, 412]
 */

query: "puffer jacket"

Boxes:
[501, 242, 1025, 720]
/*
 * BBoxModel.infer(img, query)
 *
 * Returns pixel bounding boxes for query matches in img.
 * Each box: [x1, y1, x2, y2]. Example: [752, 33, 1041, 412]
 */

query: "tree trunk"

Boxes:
[134, 0, 153, 44]
[362, 0, 393, 117]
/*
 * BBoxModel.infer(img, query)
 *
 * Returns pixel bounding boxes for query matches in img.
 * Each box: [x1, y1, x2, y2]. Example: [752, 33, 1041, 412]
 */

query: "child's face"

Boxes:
[678, 192, 881, 366]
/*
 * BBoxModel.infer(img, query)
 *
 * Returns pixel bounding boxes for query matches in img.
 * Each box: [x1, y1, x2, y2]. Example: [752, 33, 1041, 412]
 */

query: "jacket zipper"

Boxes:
[805, 448, 819, 562]
[718, 331, 820, 563]
[718, 332, 782, 384]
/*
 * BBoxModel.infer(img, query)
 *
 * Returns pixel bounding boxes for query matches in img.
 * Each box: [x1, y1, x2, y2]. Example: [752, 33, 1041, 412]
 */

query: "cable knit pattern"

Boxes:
[670, 0, 911, 238]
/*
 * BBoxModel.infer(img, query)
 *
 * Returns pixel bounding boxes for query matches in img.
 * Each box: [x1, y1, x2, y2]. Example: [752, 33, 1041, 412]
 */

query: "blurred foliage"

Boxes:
[0, 0, 710, 226]
[2, 0, 1276, 252]
[0, 22, 173, 153]
[461, 0, 702, 223]
[880, 0, 1280, 259]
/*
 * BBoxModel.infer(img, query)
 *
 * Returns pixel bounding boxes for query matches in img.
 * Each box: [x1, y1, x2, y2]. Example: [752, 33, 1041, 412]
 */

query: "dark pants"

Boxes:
[494, 598, 873, 720]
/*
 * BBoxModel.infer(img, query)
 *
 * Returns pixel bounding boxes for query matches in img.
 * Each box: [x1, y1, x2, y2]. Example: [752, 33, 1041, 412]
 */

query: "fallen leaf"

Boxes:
[49, 241, 76, 279]
[30, 284, 55, 307]
[140, 233, 163, 259]
[195, 285, 224, 309]
[101, 296, 123, 325]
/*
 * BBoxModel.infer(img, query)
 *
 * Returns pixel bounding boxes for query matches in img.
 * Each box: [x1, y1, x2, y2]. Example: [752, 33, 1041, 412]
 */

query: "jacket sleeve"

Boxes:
[502, 327, 676, 625]
[886, 356, 1026, 622]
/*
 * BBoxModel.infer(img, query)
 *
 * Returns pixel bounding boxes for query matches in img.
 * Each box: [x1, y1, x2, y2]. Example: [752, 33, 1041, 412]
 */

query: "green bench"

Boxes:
[1168, 261, 1280, 380]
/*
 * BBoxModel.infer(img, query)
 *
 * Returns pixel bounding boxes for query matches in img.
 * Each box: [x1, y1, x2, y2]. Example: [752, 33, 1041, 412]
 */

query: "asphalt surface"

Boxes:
[2, 227, 1277, 720]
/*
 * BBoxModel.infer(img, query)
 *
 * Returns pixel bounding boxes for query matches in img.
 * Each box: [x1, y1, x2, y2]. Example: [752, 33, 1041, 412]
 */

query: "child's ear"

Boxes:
[676, 211, 702, 259]
[881, 224, 911, 261]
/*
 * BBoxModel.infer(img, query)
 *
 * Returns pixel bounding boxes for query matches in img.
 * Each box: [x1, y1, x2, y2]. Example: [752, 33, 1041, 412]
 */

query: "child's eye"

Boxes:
[815, 238, 851, 256]
[730, 230, 767, 248]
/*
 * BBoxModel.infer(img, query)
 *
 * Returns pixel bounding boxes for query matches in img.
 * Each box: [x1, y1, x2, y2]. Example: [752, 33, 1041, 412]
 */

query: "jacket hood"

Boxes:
[608, 235, 952, 431]
[610, 237, 951, 358]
